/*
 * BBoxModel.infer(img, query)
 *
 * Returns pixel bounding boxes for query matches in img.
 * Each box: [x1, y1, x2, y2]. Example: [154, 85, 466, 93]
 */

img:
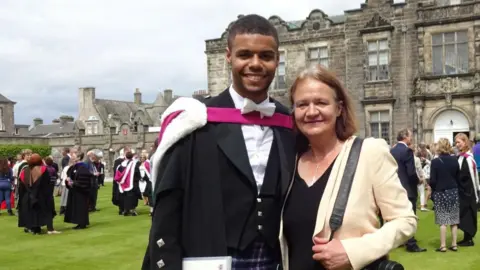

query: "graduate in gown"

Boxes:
[455, 133, 479, 246]
[142, 14, 295, 270]
[114, 151, 142, 216]
[112, 147, 128, 215]
[64, 152, 92, 229]
[17, 154, 58, 234]
[139, 153, 153, 215]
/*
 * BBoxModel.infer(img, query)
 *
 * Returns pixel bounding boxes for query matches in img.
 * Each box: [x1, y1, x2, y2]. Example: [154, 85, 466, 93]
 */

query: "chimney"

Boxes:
[79, 87, 96, 114]
[59, 115, 74, 126]
[134, 88, 142, 105]
[164, 89, 173, 104]
[33, 118, 43, 127]
[52, 119, 60, 124]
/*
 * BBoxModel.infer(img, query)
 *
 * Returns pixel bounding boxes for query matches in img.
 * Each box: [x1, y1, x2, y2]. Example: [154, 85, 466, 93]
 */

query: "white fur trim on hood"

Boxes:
[150, 97, 208, 193]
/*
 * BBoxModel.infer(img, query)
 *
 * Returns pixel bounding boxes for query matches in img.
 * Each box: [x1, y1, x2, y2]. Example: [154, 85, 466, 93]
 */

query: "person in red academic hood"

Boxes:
[17, 154, 60, 235]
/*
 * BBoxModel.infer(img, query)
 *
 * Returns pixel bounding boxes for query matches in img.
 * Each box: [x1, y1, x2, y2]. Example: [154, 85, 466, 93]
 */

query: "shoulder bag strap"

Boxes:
[329, 137, 364, 241]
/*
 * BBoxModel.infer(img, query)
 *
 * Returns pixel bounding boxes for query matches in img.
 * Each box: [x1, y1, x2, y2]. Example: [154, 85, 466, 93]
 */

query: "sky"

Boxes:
[0, 0, 403, 124]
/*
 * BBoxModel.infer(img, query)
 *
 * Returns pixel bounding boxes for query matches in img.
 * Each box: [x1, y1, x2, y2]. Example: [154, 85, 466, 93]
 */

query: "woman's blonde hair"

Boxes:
[436, 138, 453, 155]
[289, 65, 357, 152]
[454, 133, 471, 152]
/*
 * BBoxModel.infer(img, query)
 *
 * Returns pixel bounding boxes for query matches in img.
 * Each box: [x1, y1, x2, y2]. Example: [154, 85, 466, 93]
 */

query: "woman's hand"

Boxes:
[312, 237, 351, 270]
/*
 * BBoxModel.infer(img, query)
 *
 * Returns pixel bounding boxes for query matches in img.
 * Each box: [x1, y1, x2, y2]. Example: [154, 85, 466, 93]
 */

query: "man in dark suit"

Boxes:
[142, 14, 295, 270]
[390, 128, 426, 252]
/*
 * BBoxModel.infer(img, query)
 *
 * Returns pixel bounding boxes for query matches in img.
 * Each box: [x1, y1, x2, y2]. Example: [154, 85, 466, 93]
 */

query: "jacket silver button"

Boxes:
[156, 259, 165, 268]
[156, 238, 165, 248]
[258, 211, 263, 217]
[257, 198, 262, 203]
[258, 225, 263, 230]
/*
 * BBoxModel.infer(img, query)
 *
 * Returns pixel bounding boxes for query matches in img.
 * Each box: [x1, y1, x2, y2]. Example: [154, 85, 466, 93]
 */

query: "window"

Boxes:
[86, 122, 93, 135]
[272, 51, 286, 90]
[367, 39, 389, 81]
[308, 47, 329, 68]
[0, 108, 3, 131]
[369, 111, 390, 144]
[432, 31, 468, 75]
[85, 121, 99, 135]
[15, 128, 19, 135]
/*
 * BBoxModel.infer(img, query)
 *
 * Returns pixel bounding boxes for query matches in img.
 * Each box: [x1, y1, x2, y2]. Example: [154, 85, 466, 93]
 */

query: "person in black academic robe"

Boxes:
[142, 91, 294, 269]
[95, 159, 105, 187]
[457, 154, 478, 246]
[142, 16, 296, 270]
[112, 149, 128, 215]
[17, 155, 57, 235]
[115, 152, 142, 216]
[64, 156, 92, 229]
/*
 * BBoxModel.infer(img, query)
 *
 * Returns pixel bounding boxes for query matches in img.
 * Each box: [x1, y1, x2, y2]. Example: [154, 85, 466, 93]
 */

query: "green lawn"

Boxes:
[0, 183, 479, 270]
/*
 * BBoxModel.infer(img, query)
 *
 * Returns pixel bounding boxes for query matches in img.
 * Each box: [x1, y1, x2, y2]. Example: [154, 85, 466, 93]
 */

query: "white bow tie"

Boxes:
[240, 98, 276, 118]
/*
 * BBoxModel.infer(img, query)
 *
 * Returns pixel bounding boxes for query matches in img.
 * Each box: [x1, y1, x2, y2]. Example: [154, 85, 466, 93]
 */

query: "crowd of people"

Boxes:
[0, 144, 156, 235]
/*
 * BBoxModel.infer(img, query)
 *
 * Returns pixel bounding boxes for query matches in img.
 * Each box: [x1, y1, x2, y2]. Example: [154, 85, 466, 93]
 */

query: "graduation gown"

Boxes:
[119, 160, 142, 211]
[142, 89, 295, 270]
[64, 162, 92, 227]
[112, 157, 124, 208]
[458, 157, 478, 237]
[17, 166, 54, 229]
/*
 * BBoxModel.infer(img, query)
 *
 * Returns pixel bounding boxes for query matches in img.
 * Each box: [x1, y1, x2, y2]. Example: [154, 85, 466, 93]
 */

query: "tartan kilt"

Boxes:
[228, 239, 280, 270]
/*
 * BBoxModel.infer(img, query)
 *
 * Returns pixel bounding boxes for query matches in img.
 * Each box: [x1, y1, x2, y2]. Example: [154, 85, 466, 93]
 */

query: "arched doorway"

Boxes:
[433, 110, 470, 144]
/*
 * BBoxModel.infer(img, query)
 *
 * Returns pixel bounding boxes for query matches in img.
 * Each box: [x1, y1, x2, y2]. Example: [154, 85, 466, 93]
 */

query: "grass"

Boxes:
[0, 183, 478, 269]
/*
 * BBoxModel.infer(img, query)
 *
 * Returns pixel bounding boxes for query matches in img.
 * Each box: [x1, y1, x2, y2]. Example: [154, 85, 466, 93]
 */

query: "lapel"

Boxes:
[312, 137, 355, 239]
[271, 103, 295, 197]
[212, 90, 256, 189]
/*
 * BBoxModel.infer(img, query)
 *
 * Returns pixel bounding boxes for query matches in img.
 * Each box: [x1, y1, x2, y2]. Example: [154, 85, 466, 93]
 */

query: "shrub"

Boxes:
[0, 144, 52, 158]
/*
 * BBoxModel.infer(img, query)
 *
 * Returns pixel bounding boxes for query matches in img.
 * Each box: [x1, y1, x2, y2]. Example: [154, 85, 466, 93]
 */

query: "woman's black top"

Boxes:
[429, 154, 459, 192]
[283, 159, 335, 270]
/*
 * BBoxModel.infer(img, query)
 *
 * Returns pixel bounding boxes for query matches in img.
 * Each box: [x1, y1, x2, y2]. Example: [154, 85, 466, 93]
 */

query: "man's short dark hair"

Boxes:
[397, 128, 411, 142]
[227, 14, 279, 49]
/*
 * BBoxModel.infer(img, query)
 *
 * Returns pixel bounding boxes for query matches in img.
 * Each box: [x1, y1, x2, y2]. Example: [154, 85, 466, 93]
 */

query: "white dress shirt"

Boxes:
[229, 85, 274, 193]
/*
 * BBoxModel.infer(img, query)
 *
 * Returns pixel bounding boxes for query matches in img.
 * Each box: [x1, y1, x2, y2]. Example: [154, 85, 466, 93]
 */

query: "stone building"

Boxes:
[77, 87, 177, 136]
[0, 93, 16, 136]
[205, 0, 480, 145]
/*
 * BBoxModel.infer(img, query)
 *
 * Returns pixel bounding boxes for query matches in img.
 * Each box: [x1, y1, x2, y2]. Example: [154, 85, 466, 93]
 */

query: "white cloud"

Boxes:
[0, 0, 368, 124]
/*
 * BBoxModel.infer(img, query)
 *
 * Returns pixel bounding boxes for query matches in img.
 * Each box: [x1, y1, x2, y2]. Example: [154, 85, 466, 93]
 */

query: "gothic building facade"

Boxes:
[205, 0, 480, 145]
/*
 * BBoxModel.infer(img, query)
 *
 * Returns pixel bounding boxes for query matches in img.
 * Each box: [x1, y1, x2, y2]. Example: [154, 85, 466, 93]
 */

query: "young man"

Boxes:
[142, 14, 295, 270]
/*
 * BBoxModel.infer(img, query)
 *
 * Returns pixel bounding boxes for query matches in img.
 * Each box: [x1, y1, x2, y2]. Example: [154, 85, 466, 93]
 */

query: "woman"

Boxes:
[0, 158, 14, 216]
[429, 138, 460, 252]
[280, 65, 417, 270]
[413, 145, 428, 212]
[139, 152, 153, 215]
[17, 153, 59, 234]
[64, 152, 92, 229]
[455, 133, 479, 246]
[59, 157, 75, 215]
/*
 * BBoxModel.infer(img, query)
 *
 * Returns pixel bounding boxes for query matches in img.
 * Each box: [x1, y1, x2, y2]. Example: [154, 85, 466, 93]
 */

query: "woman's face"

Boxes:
[455, 138, 467, 152]
[292, 78, 342, 138]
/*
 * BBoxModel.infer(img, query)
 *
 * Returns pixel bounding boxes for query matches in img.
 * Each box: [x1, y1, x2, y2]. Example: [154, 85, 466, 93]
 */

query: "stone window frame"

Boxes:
[364, 104, 393, 145]
[0, 107, 3, 131]
[85, 118, 99, 135]
[271, 49, 287, 91]
[422, 21, 474, 76]
[305, 41, 330, 68]
[362, 32, 392, 83]
[431, 31, 468, 75]
[436, 0, 462, 6]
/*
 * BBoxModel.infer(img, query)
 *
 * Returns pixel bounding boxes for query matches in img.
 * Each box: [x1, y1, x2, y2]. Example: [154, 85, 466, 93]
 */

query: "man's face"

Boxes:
[226, 34, 278, 99]
[405, 131, 413, 146]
